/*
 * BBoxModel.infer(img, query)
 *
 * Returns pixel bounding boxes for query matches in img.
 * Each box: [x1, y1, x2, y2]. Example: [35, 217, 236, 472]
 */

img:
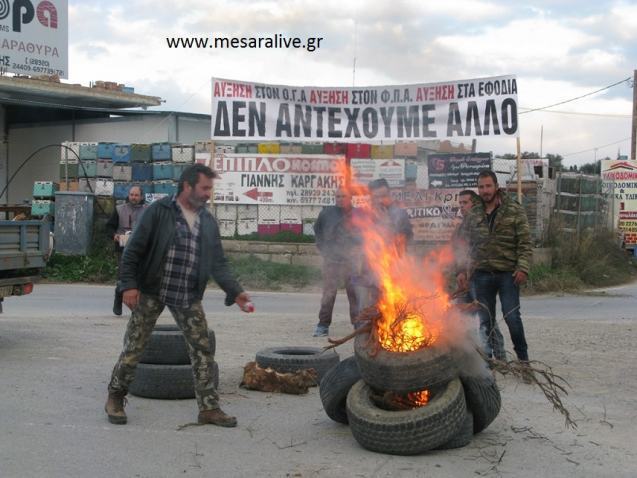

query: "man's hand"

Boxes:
[234, 292, 254, 313]
[513, 271, 528, 286]
[113, 234, 120, 243]
[123, 289, 140, 310]
[456, 272, 468, 291]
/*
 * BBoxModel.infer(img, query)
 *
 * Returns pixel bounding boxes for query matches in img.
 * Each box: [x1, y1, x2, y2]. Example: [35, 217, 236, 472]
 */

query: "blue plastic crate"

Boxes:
[153, 181, 177, 195]
[132, 163, 153, 182]
[79, 143, 98, 160]
[140, 182, 154, 196]
[97, 142, 116, 159]
[112, 144, 131, 163]
[151, 143, 172, 161]
[152, 162, 173, 180]
[172, 164, 188, 181]
[113, 182, 133, 200]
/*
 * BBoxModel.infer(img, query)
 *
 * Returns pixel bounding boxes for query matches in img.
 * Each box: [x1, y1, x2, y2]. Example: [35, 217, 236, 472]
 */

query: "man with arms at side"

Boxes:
[105, 164, 253, 427]
[456, 170, 531, 364]
[105, 185, 147, 316]
[312, 188, 359, 337]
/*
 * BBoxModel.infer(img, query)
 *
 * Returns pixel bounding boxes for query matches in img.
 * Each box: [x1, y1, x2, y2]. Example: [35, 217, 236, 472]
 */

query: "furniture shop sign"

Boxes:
[212, 154, 346, 206]
[601, 160, 637, 246]
[392, 187, 462, 242]
[211, 75, 518, 141]
[0, 0, 68, 78]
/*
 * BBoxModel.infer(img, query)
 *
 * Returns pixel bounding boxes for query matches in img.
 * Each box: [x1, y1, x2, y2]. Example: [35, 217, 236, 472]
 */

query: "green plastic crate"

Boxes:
[59, 162, 79, 180]
[130, 144, 151, 163]
[79, 143, 98, 160]
[80, 161, 97, 178]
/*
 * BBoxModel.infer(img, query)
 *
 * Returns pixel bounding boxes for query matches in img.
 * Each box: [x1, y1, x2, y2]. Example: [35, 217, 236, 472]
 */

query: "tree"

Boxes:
[579, 161, 601, 174]
[546, 154, 563, 171]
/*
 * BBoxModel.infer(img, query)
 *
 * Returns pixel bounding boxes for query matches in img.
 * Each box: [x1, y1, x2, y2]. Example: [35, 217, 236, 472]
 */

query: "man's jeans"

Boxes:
[471, 270, 529, 361]
[318, 260, 359, 327]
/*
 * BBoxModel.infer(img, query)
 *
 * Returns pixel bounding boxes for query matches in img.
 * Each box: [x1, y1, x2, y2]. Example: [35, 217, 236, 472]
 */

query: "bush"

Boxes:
[229, 254, 321, 290]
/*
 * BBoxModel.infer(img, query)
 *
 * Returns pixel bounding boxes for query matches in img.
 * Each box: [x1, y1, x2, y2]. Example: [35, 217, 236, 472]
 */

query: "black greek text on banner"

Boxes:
[210, 75, 519, 141]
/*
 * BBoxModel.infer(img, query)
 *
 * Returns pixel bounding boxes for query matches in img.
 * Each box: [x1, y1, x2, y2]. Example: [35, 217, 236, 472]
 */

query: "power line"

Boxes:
[519, 77, 631, 114]
[518, 107, 630, 118]
[562, 137, 630, 157]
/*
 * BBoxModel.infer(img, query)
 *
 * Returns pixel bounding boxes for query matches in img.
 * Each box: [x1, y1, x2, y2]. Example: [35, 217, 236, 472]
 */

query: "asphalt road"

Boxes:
[1, 283, 636, 478]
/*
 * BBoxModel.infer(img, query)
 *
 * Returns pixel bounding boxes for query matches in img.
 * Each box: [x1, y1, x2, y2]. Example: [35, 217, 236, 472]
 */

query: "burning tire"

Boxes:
[460, 374, 501, 434]
[354, 332, 458, 393]
[346, 377, 467, 455]
[435, 408, 474, 450]
[255, 346, 340, 380]
[139, 324, 216, 365]
[319, 356, 361, 424]
[129, 361, 219, 399]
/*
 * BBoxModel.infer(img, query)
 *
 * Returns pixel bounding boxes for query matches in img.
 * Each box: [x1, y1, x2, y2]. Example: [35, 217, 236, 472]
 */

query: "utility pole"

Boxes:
[632, 69, 637, 160]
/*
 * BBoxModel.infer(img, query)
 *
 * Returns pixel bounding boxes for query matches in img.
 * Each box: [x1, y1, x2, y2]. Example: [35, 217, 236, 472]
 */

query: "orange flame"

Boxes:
[406, 390, 430, 407]
[340, 161, 457, 353]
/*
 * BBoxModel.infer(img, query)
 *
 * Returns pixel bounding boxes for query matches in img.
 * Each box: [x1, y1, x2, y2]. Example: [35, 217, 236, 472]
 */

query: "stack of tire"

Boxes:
[254, 346, 340, 381]
[129, 324, 219, 399]
[319, 331, 501, 455]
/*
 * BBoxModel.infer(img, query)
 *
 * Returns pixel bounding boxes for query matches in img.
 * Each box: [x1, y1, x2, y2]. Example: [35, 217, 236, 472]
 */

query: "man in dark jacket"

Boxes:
[105, 164, 253, 428]
[105, 185, 147, 316]
[312, 188, 359, 337]
[456, 170, 532, 363]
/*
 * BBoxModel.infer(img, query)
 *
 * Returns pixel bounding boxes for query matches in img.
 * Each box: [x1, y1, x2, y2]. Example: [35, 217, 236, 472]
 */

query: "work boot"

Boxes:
[198, 408, 237, 428]
[113, 291, 123, 316]
[105, 391, 127, 424]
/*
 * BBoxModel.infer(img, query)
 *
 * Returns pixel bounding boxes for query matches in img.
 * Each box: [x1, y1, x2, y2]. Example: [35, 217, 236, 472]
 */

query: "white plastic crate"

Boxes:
[95, 179, 114, 196]
[171, 146, 195, 163]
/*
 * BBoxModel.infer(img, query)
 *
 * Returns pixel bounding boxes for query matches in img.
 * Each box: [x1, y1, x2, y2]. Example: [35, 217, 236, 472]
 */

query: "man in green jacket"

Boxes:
[105, 164, 253, 427]
[456, 170, 532, 362]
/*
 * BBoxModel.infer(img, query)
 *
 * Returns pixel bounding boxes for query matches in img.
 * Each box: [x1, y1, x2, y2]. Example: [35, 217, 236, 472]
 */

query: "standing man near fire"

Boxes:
[360, 178, 414, 308]
[105, 164, 253, 428]
[106, 185, 147, 316]
[312, 187, 360, 337]
[456, 170, 531, 363]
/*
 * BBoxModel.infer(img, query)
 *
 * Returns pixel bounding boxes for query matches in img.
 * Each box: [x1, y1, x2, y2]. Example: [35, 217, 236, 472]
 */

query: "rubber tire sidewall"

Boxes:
[346, 377, 466, 455]
[139, 326, 216, 365]
[129, 361, 219, 399]
[255, 346, 340, 380]
[354, 332, 458, 393]
[319, 356, 361, 424]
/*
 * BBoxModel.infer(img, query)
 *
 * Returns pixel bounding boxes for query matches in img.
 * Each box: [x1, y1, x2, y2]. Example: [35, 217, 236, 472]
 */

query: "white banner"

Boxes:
[0, 0, 68, 78]
[212, 154, 346, 205]
[211, 75, 518, 141]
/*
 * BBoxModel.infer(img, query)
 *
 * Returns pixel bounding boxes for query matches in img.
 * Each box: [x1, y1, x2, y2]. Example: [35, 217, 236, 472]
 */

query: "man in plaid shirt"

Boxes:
[105, 164, 253, 428]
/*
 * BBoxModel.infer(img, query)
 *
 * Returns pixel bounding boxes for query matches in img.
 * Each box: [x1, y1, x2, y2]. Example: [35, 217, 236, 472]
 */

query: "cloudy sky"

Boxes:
[68, 0, 637, 166]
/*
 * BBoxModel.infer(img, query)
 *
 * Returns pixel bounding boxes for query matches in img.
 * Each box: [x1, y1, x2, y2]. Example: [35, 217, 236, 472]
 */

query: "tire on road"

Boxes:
[354, 332, 458, 393]
[129, 361, 219, 399]
[255, 346, 340, 380]
[139, 325, 216, 365]
[461, 374, 501, 434]
[346, 377, 467, 455]
[435, 408, 474, 450]
[319, 356, 361, 424]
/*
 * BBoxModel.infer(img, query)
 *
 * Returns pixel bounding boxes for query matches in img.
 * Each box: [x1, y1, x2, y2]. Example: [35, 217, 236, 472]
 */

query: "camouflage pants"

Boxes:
[108, 294, 219, 411]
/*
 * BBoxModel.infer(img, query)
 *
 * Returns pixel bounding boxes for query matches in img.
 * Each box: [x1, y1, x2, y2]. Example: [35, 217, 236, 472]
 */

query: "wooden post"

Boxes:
[516, 137, 523, 202]
[628, 70, 637, 160]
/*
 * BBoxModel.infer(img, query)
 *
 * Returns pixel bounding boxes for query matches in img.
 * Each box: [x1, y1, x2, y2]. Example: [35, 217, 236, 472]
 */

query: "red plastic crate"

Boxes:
[346, 143, 371, 159]
[280, 223, 303, 235]
[324, 143, 347, 155]
[257, 224, 281, 236]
